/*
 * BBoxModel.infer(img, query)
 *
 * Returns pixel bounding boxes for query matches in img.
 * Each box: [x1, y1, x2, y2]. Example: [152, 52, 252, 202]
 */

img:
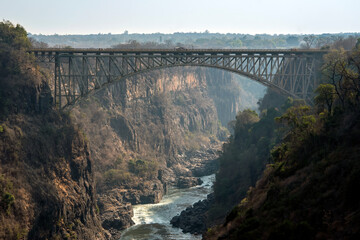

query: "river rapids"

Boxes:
[119, 174, 215, 240]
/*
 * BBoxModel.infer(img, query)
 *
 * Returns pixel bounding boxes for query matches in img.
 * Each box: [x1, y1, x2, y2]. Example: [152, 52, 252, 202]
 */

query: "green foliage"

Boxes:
[128, 159, 158, 178]
[233, 109, 259, 134]
[1, 192, 15, 215]
[0, 174, 15, 215]
[322, 48, 360, 111]
[0, 21, 37, 117]
[0, 20, 31, 50]
[104, 169, 131, 186]
[315, 84, 337, 113]
[95, 204, 100, 214]
[212, 107, 283, 216]
[270, 143, 288, 162]
[0, 125, 4, 133]
[258, 89, 288, 113]
[275, 105, 316, 139]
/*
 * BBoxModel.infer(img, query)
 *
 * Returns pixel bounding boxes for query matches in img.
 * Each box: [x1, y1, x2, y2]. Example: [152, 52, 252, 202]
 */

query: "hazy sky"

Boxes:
[1, 0, 359, 35]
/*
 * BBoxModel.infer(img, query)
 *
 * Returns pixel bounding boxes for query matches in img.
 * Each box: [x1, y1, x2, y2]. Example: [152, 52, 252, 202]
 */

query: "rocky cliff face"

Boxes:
[0, 60, 107, 239]
[70, 66, 253, 237]
[73, 67, 245, 166]
[72, 67, 248, 179]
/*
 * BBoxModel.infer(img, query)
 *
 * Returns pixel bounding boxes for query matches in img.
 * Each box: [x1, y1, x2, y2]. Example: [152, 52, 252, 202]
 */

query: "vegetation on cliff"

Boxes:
[204, 43, 360, 239]
[0, 21, 106, 240]
[208, 91, 293, 223]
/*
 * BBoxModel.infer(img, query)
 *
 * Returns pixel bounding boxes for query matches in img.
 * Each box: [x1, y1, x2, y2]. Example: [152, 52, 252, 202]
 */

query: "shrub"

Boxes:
[1, 192, 15, 214]
[104, 169, 131, 186]
[128, 159, 158, 178]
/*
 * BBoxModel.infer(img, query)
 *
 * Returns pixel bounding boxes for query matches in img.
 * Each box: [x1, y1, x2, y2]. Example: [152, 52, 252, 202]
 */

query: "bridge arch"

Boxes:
[65, 64, 295, 110]
[30, 48, 326, 109]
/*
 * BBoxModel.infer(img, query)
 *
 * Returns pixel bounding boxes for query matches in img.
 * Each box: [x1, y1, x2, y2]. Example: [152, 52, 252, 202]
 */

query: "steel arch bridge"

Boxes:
[29, 48, 327, 109]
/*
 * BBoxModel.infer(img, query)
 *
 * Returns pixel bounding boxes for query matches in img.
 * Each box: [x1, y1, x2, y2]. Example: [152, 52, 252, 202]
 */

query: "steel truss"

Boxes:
[29, 49, 326, 109]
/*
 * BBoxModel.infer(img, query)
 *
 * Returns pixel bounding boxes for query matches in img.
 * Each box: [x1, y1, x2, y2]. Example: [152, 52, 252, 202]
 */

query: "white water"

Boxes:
[119, 174, 215, 240]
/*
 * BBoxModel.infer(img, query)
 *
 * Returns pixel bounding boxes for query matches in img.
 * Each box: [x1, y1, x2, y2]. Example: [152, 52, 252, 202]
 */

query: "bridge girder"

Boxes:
[29, 49, 326, 109]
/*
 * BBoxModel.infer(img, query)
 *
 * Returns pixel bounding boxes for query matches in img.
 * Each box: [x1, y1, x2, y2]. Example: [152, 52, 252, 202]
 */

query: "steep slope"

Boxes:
[203, 47, 360, 239]
[204, 110, 360, 240]
[0, 21, 106, 240]
[170, 90, 288, 235]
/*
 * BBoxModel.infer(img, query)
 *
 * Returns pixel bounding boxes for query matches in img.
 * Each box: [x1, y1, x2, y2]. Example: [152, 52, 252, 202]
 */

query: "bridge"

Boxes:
[29, 48, 328, 109]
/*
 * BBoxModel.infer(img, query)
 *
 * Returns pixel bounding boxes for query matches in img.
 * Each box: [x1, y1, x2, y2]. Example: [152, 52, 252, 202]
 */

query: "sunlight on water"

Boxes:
[120, 174, 215, 240]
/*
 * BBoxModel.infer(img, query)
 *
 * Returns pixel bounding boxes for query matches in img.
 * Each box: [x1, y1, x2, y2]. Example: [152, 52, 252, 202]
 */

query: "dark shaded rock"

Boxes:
[177, 176, 203, 188]
[192, 158, 219, 177]
[98, 193, 134, 240]
[123, 181, 164, 205]
[171, 194, 214, 234]
[110, 116, 137, 151]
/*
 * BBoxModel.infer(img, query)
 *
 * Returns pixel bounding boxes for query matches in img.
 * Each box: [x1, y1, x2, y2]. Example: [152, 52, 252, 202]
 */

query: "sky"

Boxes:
[1, 0, 360, 35]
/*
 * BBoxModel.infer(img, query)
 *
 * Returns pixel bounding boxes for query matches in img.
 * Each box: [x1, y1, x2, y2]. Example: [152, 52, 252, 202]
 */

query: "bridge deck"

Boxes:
[28, 48, 328, 55]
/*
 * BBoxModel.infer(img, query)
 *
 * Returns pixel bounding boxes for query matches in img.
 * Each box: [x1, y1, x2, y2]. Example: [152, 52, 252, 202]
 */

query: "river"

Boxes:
[119, 174, 215, 240]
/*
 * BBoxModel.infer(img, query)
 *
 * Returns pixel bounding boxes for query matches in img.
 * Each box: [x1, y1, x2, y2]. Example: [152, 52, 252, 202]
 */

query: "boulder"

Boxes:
[170, 194, 214, 234]
[177, 176, 203, 188]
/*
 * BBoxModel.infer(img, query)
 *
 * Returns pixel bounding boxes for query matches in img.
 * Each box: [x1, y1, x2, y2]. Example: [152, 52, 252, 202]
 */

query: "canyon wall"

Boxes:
[0, 70, 107, 240]
[70, 66, 262, 238]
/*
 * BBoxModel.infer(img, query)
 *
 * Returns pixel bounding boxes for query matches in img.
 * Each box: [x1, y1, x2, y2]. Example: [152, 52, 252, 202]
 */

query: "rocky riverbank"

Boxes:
[96, 146, 219, 239]
[170, 193, 214, 234]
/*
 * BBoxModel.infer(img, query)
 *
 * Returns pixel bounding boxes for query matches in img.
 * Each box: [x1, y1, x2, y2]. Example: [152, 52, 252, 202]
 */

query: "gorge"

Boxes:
[2, 20, 360, 240]
[69, 66, 264, 239]
[0, 21, 266, 240]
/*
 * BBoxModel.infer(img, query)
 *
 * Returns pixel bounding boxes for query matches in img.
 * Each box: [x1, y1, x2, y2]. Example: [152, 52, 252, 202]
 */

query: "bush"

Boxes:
[104, 169, 131, 186]
[1, 192, 15, 214]
[0, 174, 14, 214]
[0, 20, 31, 50]
[128, 159, 158, 178]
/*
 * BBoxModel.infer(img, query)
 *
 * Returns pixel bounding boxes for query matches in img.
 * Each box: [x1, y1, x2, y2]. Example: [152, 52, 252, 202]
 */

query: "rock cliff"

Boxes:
[0, 23, 107, 239]
[70, 66, 256, 237]
[0, 85, 107, 239]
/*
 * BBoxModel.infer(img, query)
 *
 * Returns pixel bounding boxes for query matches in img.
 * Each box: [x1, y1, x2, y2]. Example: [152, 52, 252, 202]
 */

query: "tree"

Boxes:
[234, 109, 259, 133]
[286, 36, 299, 47]
[314, 84, 337, 114]
[300, 35, 317, 49]
[0, 20, 31, 49]
[331, 36, 358, 50]
[322, 48, 360, 110]
[275, 105, 316, 140]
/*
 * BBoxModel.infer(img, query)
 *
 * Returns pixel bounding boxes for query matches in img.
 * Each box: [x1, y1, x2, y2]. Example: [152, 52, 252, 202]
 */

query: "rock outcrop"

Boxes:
[170, 194, 214, 234]
[177, 176, 203, 189]
[98, 192, 134, 240]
